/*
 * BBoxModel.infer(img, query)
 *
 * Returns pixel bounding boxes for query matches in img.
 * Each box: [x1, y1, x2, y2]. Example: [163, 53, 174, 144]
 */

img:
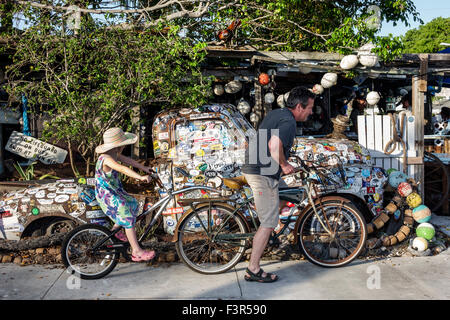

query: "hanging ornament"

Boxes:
[283, 91, 290, 106]
[366, 91, 380, 106]
[277, 95, 285, 108]
[321, 73, 338, 89]
[358, 43, 379, 67]
[299, 66, 312, 74]
[258, 73, 270, 86]
[224, 80, 242, 94]
[340, 55, 359, 70]
[264, 92, 275, 104]
[213, 84, 224, 96]
[311, 84, 324, 95]
[249, 112, 260, 123]
[237, 99, 251, 115]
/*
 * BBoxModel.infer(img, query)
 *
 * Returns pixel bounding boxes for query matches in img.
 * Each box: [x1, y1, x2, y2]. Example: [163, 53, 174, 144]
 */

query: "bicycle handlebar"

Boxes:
[288, 153, 347, 187]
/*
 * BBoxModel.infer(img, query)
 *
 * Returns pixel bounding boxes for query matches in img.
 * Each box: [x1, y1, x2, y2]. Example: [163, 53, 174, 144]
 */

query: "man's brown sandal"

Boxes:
[244, 268, 279, 283]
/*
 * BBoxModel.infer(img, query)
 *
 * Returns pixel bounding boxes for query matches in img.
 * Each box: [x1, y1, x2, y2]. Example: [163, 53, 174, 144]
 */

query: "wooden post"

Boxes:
[411, 54, 428, 198]
[253, 82, 262, 128]
[131, 105, 140, 159]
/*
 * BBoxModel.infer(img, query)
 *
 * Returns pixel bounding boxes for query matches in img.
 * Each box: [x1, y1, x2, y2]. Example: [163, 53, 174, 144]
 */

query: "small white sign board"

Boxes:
[5, 131, 68, 165]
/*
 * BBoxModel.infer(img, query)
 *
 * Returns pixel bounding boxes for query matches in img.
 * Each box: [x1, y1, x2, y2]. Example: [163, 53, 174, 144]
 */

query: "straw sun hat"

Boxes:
[95, 127, 137, 153]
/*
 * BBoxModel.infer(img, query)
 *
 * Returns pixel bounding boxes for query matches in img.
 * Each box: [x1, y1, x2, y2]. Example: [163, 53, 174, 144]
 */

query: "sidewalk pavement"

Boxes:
[1, 214, 449, 301]
[0, 251, 449, 300]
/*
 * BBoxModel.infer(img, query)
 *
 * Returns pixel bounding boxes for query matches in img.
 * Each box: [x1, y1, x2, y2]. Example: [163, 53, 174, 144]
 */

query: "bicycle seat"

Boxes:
[222, 176, 248, 190]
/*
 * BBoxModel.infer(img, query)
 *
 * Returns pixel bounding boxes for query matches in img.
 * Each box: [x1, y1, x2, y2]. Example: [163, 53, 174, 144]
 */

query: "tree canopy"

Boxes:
[402, 17, 450, 53]
[3, 0, 422, 56]
[1, 2, 213, 175]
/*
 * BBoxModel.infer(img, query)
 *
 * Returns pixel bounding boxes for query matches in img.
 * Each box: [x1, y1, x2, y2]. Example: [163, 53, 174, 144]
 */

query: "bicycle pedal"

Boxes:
[268, 236, 280, 247]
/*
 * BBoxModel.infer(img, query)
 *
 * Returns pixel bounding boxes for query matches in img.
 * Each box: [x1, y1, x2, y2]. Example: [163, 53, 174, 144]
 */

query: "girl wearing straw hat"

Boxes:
[95, 127, 156, 262]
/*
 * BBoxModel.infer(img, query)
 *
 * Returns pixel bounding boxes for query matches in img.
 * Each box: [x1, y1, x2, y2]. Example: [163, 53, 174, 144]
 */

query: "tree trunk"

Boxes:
[0, 233, 65, 252]
[67, 139, 80, 177]
[85, 156, 91, 177]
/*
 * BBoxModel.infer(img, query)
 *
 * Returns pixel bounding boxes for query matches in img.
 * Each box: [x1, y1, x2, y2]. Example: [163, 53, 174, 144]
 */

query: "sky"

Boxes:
[379, 0, 450, 37]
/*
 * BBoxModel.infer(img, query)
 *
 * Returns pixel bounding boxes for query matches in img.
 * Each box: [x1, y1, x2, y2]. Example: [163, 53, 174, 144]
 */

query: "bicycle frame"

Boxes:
[91, 185, 220, 252]
[180, 160, 347, 247]
[204, 186, 309, 244]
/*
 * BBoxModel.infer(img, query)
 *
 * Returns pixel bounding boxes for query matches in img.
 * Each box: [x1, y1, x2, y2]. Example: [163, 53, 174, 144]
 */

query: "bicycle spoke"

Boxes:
[299, 201, 366, 267]
[177, 206, 247, 274]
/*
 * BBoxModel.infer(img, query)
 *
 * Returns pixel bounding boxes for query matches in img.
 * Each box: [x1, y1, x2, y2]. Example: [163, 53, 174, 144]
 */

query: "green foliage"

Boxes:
[185, 0, 420, 60]
[13, 161, 37, 181]
[4, 4, 213, 175]
[12, 161, 60, 180]
[402, 17, 450, 53]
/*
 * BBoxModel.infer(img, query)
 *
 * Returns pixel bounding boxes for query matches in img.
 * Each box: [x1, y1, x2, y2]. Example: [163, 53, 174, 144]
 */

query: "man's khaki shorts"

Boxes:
[243, 173, 287, 229]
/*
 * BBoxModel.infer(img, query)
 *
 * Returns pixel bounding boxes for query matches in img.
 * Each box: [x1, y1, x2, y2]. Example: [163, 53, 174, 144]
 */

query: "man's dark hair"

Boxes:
[286, 86, 315, 109]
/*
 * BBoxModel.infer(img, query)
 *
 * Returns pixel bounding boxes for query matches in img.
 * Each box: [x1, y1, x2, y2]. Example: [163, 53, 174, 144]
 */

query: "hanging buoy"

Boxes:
[258, 73, 270, 86]
[340, 55, 359, 70]
[224, 80, 242, 94]
[321, 73, 338, 89]
[366, 91, 380, 106]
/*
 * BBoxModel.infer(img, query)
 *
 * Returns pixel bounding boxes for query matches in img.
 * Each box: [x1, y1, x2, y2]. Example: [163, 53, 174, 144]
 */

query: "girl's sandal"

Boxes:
[244, 268, 279, 283]
[114, 230, 128, 242]
[132, 250, 156, 262]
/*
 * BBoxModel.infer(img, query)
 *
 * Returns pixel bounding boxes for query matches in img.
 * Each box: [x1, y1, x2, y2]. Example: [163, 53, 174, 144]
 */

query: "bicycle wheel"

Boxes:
[297, 199, 367, 267]
[61, 224, 120, 280]
[176, 205, 248, 274]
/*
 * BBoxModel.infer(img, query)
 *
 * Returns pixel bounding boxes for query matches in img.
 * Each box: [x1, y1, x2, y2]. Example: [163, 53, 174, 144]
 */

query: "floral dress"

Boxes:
[95, 155, 139, 229]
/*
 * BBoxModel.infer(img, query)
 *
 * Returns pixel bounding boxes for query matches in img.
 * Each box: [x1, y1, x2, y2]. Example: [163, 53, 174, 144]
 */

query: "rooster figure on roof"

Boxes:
[216, 19, 241, 47]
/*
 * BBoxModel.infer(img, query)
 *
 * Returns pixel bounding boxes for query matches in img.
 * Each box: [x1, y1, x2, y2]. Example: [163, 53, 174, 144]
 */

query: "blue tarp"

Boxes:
[437, 47, 450, 87]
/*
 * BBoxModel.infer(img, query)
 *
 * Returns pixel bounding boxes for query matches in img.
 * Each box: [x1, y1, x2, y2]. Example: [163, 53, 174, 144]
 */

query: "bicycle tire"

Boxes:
[297, 199, 367, 268]
[176, 204, 248, 274]
[61, 224, 120, 280]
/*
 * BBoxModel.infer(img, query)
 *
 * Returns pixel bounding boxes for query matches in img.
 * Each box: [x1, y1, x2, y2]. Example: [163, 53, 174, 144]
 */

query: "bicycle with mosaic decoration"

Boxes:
[174, 153, 368, 274]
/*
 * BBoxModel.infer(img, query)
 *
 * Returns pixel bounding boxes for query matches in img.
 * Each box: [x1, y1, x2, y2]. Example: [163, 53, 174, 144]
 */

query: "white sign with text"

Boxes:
[5, 131, 68, 164]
